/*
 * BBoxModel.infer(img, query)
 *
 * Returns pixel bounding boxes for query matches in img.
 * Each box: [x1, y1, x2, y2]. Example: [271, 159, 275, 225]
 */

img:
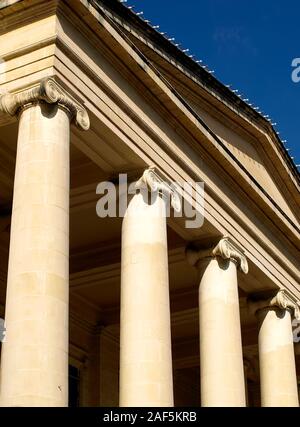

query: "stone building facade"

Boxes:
[0, 0, 299, 407]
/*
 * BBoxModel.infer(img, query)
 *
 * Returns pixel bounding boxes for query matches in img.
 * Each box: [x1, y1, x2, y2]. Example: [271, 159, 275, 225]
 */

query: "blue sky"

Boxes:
[132, 0, 300, 169]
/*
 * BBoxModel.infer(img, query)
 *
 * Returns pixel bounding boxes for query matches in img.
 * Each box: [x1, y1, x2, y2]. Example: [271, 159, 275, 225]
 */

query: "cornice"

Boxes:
[2, 0, 298, 195]
[0, 35, 56, 62]
[43, 0, 300, 264]
[93, 0, 300, 187]
[0, 0, 58, 35]
[249, 289, 300, 320]
[160, 72, 300, 219]
[61, 0, 300, 249]
[186, 236, 249, 274]
[0, 77, 90, 130]
[52, 23, 300, 292]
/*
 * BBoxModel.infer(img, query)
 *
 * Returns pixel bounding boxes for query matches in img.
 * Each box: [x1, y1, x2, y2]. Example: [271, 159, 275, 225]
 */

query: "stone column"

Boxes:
[187, 237, 248, 407]
[250, 290, 299, 407]
[0, 78, 89, 407]
[119, 168, 180, 407]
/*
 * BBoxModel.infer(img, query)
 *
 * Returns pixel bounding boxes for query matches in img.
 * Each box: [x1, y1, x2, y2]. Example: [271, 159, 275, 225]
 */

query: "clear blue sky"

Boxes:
[132, 0, 300, 169]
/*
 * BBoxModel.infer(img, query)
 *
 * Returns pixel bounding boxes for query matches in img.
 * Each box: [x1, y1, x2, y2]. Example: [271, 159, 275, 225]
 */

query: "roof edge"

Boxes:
[94, 0, 300, 184]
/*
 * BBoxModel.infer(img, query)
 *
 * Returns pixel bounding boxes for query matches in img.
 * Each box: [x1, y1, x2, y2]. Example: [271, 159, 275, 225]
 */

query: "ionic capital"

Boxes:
[186, 236, 248, 274]
[135, 166, 181, 213]
[249, 289, 300, 321]
[0, 77, 90, 131]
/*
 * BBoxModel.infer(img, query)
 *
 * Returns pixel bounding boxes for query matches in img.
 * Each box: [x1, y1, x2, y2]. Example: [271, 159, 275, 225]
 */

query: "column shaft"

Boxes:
[119, 192, 173, 407]
[199, 257, 246, 406]
[0, 103, 70, 406]
[258, 307, 299, 407]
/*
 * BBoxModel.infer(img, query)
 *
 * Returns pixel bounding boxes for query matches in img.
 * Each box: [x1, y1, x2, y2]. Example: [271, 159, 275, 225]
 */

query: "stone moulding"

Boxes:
[0, 77, 90, 131]
[186, 236, 249, 274]
[135, 166, 182, 213]
[249, 289, 300, 320]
